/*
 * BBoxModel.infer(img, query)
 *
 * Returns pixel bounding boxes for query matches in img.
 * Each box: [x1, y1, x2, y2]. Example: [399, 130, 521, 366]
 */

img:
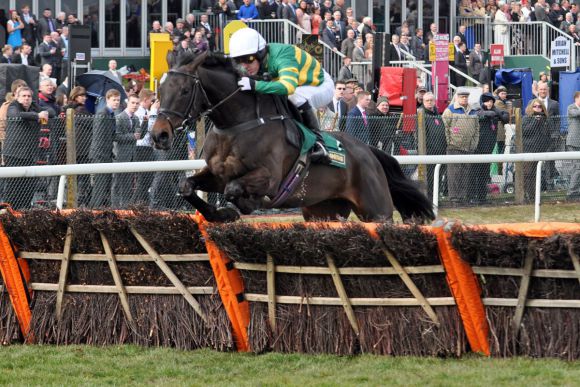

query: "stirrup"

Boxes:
[310, 141, 331, 164]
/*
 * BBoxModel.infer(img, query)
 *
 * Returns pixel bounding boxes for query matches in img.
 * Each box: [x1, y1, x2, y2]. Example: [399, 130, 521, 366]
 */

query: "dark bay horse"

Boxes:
[152, 51, 434, 223]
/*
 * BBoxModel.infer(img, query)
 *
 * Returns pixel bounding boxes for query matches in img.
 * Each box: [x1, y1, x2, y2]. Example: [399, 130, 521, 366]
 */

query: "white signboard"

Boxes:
[550, 37, 571, 67]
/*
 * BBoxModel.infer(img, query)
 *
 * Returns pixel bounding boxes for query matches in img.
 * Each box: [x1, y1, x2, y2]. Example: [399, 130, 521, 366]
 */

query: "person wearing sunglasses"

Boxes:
[521, 98, 550, 201]
[229, 27, 334, 164]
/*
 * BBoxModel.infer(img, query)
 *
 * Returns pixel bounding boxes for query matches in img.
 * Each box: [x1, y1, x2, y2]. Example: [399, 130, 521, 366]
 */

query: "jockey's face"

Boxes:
[239, 57, 260, 76]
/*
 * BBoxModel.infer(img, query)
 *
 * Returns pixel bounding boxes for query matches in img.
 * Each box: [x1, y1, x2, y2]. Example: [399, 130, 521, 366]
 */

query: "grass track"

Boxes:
[0, 346, 578, 386]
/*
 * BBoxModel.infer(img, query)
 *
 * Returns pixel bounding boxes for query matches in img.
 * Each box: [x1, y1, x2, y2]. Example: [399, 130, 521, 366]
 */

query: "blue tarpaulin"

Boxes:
[494, 68, 534, 113]
[558, 70, 580, 133]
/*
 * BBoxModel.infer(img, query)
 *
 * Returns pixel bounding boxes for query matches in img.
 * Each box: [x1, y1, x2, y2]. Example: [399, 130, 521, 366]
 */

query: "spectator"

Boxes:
[370, 96, 396, 152]
[389, 34, 402, 61]
[37, 8, 57, 41]
[338, 56, 353, 83]
[55, 11, 66, 33]
[173, 18, 189, 41]
[311, 7, 322, 35]
[0, 45, 13, 63]
[7, 11, 24, 49]
[456, 24, 468, 48]
[132, 89, 157, 206]
[214, 0, 236, 20]
[494, 2, 510, 53]
[258, 0, 276, 20]
[67, 13, 80, 26]
[150, 20, 162, 33]
[343, 81, 357, 110]
[472, 92, 508, 203]
[468, 43, 484, 82]
[442, 88, 479, 203]
[320, 0, 333, 17]
[346, 91, 371, 144]
[341, 28, 355, 58]
[281, 0, 298, 24]
[199, 14, 215, 50]
[425, 23, 438, 44]
[493, 85, 510, 155]
[534, 0, 550, 23]
[0, 80, 28, 160]
[38, 34, 59, 79]
[364, 33, 374, 59]
[4, 87, 50, 209]
[333, 11, 346, 42]
[549, 2, 564, 27]
[322, 20, 340, 50]
[327, 80, 348, 131]
[454, 42, 468, 87]
[411, 28, 426, 61]
[566, 91, 580, 201]
[64, 86, 92, 206]
[38, 79, 59, 117]
[360, 17, 374, 44]
[19, 5, 37, 48]
[521, 99, 550, 200]
[416, 87, 428, 108]
[561, 12, 575, 31]
[399, 33, 413, 58]
[105, 59, 123, 84]
[333, 0, 346, 20]
[192, 30, 209, 52]
[39, 63, 53, 83]
[56, 76, 70, 99]
[164, 21, 175, 36]
[238, 0, 259, 21]
[297, 1, 312, 33]
[49, 31, 64, 82]
[89, 89, 121, 208]
[112, 94, 140, 208]
[420, 92, 447, 198]
[569, 24, 580, 45]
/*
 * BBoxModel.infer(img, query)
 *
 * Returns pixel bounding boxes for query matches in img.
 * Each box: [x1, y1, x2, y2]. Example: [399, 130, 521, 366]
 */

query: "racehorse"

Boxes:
[152, 51, 435, 223]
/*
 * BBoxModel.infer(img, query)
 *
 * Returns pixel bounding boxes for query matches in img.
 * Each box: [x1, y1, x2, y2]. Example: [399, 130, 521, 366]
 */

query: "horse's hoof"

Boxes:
[215, 207, 240, 222]
[224, 181, 244, 202]
[178, 179, 195, 198]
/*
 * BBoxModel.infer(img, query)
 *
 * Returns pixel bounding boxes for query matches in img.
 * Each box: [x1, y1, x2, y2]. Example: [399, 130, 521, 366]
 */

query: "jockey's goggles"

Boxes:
[234, 54, 258, 65]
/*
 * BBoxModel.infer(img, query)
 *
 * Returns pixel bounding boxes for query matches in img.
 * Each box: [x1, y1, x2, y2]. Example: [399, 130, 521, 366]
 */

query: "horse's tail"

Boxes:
[369, 147, 435, 222]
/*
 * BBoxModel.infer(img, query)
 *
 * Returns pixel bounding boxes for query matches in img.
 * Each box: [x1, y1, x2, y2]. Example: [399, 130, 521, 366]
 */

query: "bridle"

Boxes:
[157, 69, 241, 132]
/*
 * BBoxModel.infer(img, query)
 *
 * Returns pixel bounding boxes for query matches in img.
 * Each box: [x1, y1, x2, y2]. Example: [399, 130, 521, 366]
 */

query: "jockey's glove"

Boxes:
[238, 77, 255, 91]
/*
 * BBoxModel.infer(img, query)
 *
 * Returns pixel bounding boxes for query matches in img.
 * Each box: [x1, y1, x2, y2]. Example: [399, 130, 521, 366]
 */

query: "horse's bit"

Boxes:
[157, 69, 240, 132]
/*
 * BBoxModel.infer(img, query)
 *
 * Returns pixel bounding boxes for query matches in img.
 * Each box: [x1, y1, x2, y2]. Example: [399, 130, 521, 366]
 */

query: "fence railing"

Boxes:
[456, 17, 577, 70]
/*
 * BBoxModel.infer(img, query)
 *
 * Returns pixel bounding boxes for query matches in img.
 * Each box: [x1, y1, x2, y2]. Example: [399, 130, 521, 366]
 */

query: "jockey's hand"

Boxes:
[238, 77, 255, 91]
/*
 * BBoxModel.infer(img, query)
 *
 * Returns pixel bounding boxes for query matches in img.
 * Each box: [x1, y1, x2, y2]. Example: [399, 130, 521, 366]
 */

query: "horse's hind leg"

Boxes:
[302, 199, 352, 221]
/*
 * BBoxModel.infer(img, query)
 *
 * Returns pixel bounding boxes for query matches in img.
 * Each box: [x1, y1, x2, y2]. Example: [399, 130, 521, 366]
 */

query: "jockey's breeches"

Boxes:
[288, 70, 334, 109]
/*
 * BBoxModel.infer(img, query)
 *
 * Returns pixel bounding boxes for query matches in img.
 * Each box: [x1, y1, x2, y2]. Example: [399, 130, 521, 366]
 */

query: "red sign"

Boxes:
[490, 44, 504, 66]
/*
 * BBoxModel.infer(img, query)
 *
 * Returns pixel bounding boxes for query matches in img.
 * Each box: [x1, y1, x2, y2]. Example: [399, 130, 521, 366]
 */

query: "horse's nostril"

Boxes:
[159, 132, 169, 141]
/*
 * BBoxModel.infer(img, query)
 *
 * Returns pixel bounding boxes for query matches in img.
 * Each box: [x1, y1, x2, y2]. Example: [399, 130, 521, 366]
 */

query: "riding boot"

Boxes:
[299, 103, 331, 164]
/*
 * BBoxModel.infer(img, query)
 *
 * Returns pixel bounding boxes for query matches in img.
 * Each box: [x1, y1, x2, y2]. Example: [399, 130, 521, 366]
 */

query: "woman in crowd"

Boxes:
[521, 99, 550, 200]
[7, 10, 24, 49]
[192, 29, 209, 52]
[296, 1, 312, 34]
[214, 0, 235, 21]
[311, 7, 322, 36]
[64, 86, 93, 206]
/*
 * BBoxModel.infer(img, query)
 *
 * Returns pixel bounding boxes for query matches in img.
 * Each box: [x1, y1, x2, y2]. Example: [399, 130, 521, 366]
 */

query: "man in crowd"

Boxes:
[105, 59, 123, 84]
[341, 28, 356, 58]
[38, 79, 59, 116]
[39, 64, 53, 83]
[420, 92, 447, 198]
[567, 91, 580, 201]
[13, 43, 35, 66]
[454, 42, 468, 87]
[89, 89, 121, 207]
[494, 85, 511, 156]
[327, 80, 348, 131]
[4, 87, 51, 209]
[346, 91, 372, 144]
[49, 31, 64, 82]
[38, 34, 60, 82]
[338, 56, 353, 81]
[37, 8, 58, 41]
[132, 89, 158, 205]
[237, 0, 259, 21]
[322, 20, 341, 50]
[468, 43, 484, 82]
[442, 88, 479, 203]
[20, 5, 38, 48]
[333, 11, 346, 43]
[411, 28, 425, 61]
[112, 94, 141, 208]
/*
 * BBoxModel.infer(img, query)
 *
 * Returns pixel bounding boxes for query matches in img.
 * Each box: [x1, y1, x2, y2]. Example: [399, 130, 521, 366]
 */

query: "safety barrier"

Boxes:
[0, 210, 577, 358]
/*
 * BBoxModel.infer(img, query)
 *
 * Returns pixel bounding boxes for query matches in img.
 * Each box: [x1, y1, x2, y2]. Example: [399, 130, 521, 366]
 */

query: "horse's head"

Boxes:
[152, 51, 242, 150]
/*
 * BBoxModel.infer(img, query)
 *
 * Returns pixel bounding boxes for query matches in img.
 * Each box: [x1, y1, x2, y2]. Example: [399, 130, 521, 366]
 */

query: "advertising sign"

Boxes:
[550, 37, 571, 67]
[489, 44, 504, 66]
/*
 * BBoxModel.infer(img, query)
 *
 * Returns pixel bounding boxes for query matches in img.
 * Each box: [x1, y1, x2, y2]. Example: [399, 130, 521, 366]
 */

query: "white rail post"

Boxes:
[542, 23, 548, 58]
[433, 164, 442, 218]
[535, 161, 544, 223]
[56, 175, 67, 210]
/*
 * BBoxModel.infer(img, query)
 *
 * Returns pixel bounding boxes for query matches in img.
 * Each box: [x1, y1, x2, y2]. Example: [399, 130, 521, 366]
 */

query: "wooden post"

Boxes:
[567, 241, 580, 286]
[512, 242, 535, 334]
[382, 247, 440, 325]
[266, 254, 276, 331]
[416, 109, 428, 195]
[326, 254, 360, 335]
[65, 108, 78, 208]
[100, 232, 134, 325]
[130, 227, 208, 323]
[514, 108, 525, 204]
[55, 226, 73, 320]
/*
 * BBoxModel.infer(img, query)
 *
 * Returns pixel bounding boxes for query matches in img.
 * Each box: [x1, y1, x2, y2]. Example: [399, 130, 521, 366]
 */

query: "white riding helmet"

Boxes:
[229, 28, 267, 58]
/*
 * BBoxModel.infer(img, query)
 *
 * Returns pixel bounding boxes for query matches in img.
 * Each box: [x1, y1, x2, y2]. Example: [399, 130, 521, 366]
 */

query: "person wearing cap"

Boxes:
[471, 92, 509, 203]
[416, 87, 428, 108]
[442, 88, 479, 202]
[370, 96, 397, 152]
[493, 85, 510, 156]
[228, 27, 335, 164]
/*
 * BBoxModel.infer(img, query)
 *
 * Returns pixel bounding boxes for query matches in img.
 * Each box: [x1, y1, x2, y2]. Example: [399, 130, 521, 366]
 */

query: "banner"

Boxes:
[550, 37, 571, 68]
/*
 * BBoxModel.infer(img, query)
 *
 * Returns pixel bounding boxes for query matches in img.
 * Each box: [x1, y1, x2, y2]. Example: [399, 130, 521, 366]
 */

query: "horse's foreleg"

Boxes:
[224, 167, 273, 214]
[179, 167, 239, 222]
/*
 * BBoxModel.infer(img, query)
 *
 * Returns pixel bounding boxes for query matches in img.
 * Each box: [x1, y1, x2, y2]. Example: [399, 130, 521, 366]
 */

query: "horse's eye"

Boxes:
[181, 88, 190, 95]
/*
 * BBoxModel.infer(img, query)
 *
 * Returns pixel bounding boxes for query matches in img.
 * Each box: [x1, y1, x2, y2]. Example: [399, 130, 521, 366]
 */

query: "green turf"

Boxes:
[0, 345, 578, 386]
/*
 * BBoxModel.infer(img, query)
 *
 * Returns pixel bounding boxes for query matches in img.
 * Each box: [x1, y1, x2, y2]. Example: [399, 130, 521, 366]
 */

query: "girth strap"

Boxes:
[212, 115, 289, 136]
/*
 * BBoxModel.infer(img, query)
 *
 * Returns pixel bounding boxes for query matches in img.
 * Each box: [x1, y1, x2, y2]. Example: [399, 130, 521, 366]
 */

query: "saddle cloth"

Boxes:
[293, 120, 347, 169]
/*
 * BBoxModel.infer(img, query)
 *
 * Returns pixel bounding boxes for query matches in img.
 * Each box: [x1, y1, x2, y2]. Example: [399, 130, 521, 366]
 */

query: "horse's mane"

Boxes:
[176, 51, 238, 75]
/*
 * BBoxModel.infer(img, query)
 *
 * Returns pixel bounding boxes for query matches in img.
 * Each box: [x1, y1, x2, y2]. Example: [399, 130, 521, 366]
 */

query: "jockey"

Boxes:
[228, 27, 335, 163]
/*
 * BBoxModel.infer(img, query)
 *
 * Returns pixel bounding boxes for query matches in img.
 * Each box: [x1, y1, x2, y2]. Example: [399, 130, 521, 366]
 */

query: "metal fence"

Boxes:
[0, 110, 578, 212]
[456, 17, 577, 70]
